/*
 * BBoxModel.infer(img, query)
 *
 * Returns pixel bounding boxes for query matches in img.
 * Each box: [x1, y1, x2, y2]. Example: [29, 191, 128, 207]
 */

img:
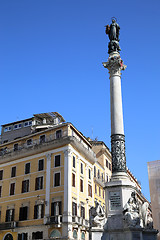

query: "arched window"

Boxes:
[3, 234, 13, 240]
[81, 232, 85, 239]
[50, 230, 61, 238]
[73, 230, 77, 239]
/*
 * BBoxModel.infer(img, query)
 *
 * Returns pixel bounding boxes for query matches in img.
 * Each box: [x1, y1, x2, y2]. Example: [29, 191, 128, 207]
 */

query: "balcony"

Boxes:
[0, 135, 96, 164]
[44, 215, 62, 226]
[83, 219, 89, 228]
[0, 221, 18, 230]
[72, 216, 82, 225]
[94, 176, 105, 188]
[72, 216, 89, 228]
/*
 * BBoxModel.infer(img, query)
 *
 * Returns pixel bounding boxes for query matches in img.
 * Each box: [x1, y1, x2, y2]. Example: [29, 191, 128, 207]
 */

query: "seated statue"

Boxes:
[89, 202, 106, 228]
[123, 191, 140, 228]
[123, 192, 154, 229]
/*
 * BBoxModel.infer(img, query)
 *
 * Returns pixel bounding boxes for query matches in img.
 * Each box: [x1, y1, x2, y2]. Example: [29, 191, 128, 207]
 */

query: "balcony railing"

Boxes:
[72, 216, 89, 227]
[94, 177, 105, 187]
[44, 215, 62, 225]
[0, 221, 18, 230]
[0, 134, 95, 161]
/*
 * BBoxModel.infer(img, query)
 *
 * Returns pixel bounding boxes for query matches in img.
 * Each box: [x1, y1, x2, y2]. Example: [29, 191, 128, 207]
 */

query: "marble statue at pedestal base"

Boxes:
[101, 174, 157, 240]
[89, 202, 107, 240]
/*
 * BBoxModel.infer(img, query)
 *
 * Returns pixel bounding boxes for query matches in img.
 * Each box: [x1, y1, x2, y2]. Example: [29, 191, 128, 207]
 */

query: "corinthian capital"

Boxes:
[46, 153, 51, 161]
[64, 148, 72, 158]
[103, 55, 126, 76]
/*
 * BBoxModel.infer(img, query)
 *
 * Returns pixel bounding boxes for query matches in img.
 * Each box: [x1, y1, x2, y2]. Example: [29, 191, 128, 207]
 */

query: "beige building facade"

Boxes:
[0, 112, 111, 240]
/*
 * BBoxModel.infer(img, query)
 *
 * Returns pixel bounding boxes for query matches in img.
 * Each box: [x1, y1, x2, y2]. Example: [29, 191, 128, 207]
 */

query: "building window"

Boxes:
[102, 173, 104, 182]
[5, 209, 14, 222]
[95, 184, 97, 194]
[11, 166, 16, 178]
[4, 234, 13, 240]
[35, 176, 43, 190]
[38, 159, 44, 171]
[18, 233, 28, 240]
[22, 180, 29, 193]
[109, 163, 111, 171]
[56, 130, 62, 139]
[73, 156, 76, 168]
[80, 206, 85, 219]
[80, 179, 83, 192]
[32, 231, 43, 240]
[13, 124, 18, 130]
[34, 204, 44, 219]
[106, 159, 108, 168]
[51, 201, 62, 216]
[40, 135, 45, 144]
[81, 163, 83, 174]
[81, 232, 85, 240]
[54, 172, 60, 187]
[73, 230, 77, 239]
[88, 169, 91, 179]
[106, 174, 109, 182]
[24, 121, 32, 127]
[88, 184, 92, 197]
[27, 139, 32, 146]
[50, 230, 61, 238]
[55, 155, 61, 167]
[14, 143, 18, 151]
[19, 206, 28, 221]
[99, 187, 101, 197]
[0, 186, 2, 197]
[13, 123, 22, 130]
[103, 190, 105, 199]
[10, 183, 15, 195]
[98, 169, 100, 179]
[72, 202, 77, 216]
[0, 170, 3, 180]
[4, 126, 11, 132]
[25, 163, 30, 174]
[94, 166, 96, 177]
[72, 173, 76, 187]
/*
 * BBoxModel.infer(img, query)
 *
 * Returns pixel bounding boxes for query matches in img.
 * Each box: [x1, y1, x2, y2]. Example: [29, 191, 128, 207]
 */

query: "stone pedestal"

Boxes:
[89, 228, 104, 240]
[102, 228, 158, 240]
[101, 173, 158, 240]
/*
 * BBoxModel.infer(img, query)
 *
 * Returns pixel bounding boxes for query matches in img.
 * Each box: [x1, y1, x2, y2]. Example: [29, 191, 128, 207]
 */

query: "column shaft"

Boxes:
[103, 53, 127, 174]
[110, 74, 124, 135]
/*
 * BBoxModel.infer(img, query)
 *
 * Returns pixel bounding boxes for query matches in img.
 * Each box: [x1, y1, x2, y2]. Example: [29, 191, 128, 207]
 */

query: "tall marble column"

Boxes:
[100, 19, 158, 240]
[103, 52, 127, 175]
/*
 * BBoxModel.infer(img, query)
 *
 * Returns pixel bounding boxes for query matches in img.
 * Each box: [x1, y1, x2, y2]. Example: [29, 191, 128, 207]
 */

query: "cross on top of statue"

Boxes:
[105, 17, 121, 54]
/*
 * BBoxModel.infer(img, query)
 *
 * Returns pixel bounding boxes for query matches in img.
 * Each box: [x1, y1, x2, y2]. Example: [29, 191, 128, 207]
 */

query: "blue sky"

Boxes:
[0, 0, 160, 201]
